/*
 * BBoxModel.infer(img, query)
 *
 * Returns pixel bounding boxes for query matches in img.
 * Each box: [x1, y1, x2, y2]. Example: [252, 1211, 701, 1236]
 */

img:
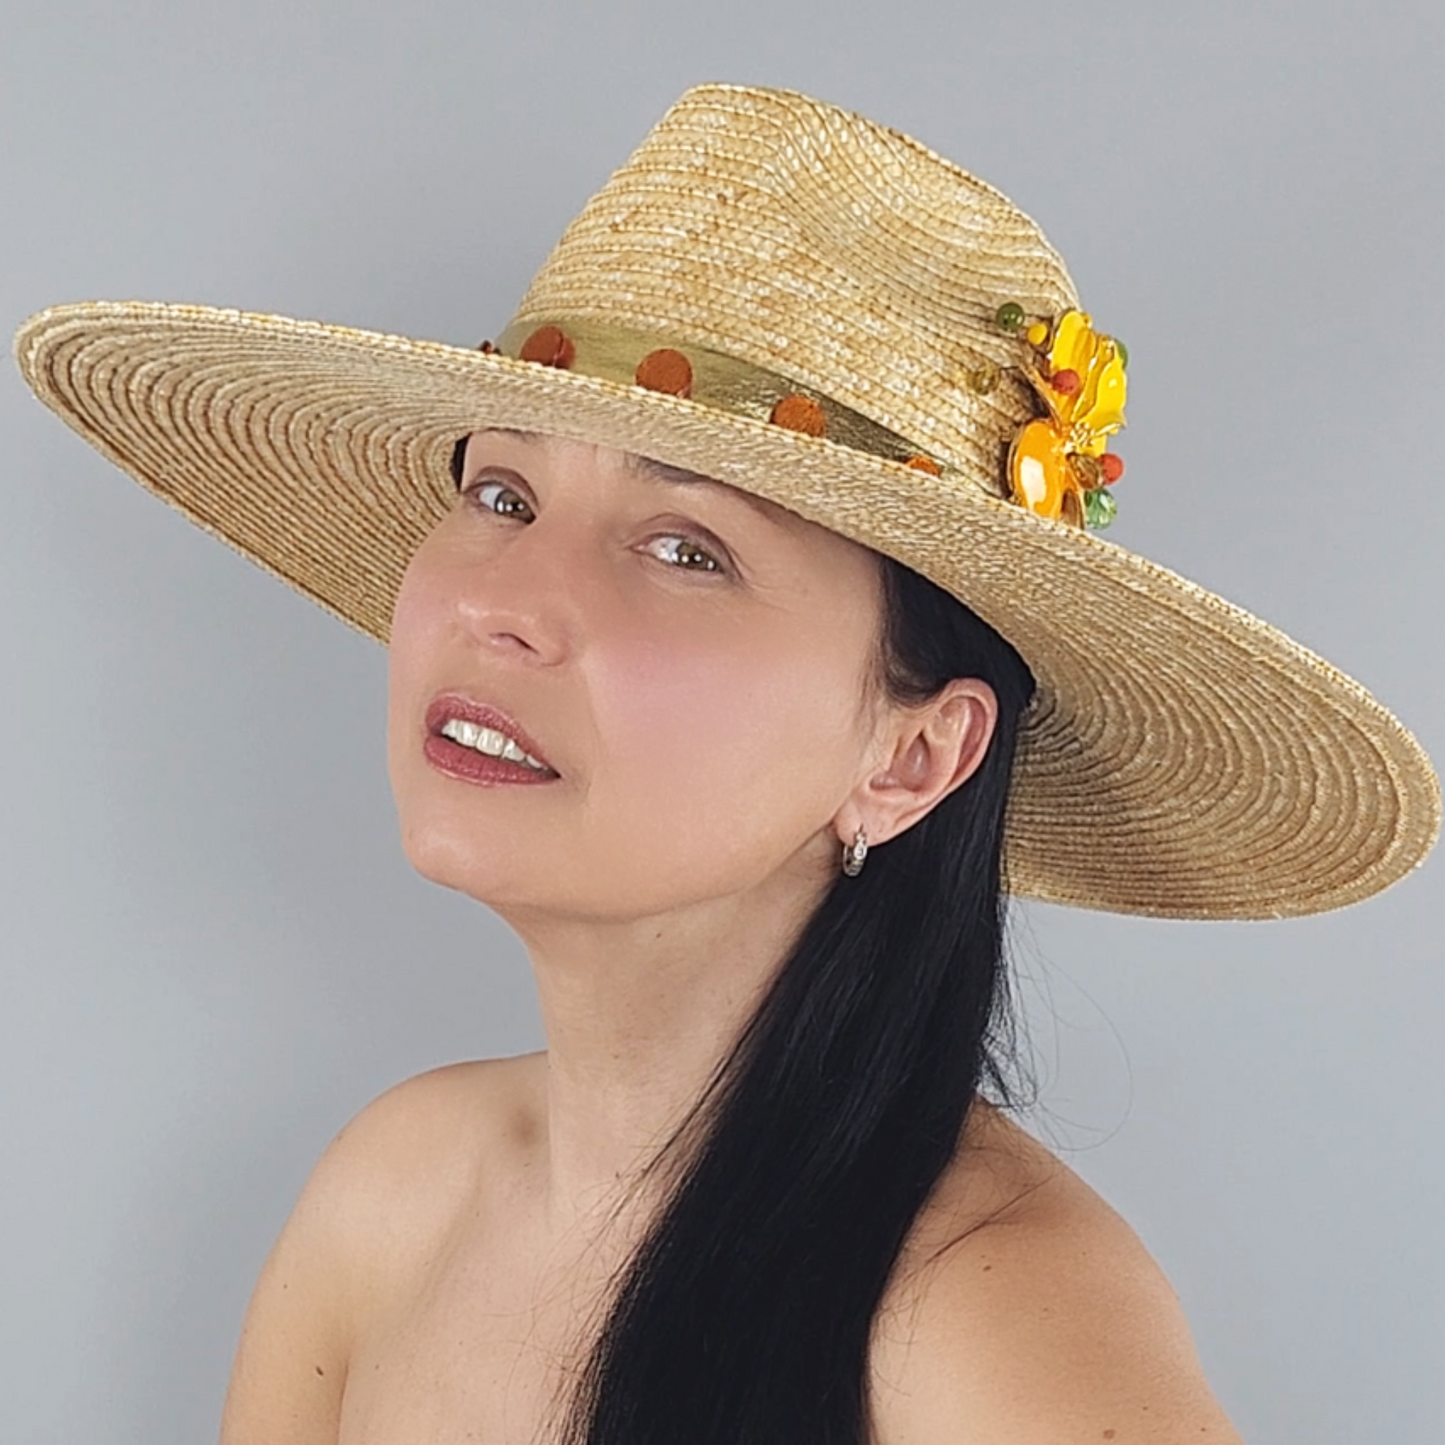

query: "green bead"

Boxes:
[1084, 487, 1118, 529]
[995, 302, 1026, 333]
[966, 361, 1000, 395]
[1115, 339, 1129, 370]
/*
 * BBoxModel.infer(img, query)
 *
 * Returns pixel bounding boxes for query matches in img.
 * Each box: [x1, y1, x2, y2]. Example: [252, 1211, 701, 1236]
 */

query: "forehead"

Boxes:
[468, 428, 798, 530]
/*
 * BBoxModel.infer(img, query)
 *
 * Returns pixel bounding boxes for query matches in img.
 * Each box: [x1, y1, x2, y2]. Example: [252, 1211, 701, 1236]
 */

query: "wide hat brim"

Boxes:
[13, 298, 1441, 919]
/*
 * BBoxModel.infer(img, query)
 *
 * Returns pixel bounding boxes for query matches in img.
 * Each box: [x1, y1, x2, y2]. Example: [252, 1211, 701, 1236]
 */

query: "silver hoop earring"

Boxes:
[842, 825, 868, 877]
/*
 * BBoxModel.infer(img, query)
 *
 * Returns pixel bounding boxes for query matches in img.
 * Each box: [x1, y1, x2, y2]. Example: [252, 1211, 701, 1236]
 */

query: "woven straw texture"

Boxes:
[11, 83, 1440, 919]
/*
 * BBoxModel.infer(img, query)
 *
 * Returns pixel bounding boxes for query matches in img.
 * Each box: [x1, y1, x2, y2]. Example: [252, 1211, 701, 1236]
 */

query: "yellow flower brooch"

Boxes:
[994, 302, 1128, 530]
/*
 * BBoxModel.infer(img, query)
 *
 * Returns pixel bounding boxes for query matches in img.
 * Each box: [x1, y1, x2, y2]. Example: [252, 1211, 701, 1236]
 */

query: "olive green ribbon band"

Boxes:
[492, 315, 945, 474]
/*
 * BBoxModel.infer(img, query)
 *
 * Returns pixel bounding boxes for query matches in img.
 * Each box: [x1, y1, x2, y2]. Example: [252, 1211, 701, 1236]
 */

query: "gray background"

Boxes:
[2, 2, 1441, 1441]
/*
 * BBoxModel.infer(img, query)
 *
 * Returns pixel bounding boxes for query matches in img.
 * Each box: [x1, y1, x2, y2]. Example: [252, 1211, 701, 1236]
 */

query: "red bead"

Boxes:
[769, 394, 827, 437]
[519, 325, 575, 369]
[1100, 453, 1125, 484]
[635, 347, 694, 398]
[1050, 368, 1082, 396]
[904, 455, 942, 476]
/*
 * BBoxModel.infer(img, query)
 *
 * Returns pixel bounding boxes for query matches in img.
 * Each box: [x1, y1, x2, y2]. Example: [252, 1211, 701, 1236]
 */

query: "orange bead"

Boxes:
[519, 325, 575, 369]
[904, 455, 942, 476]
[634, 348, 694, 398]
[1100, 452, 1125, 484]
[1050, 368, 1082, 396]
[769, 394, 827, 437]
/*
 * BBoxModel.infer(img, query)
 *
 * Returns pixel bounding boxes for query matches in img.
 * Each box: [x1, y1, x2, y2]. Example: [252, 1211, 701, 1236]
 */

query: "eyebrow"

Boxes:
[475, 427, 792, 530]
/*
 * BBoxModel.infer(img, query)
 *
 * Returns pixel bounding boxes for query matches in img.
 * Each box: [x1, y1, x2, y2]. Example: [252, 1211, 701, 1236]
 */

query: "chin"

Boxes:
[391, 752, 510, 886]
[394, 796, 578, 916]
[396, 816, 525, 907]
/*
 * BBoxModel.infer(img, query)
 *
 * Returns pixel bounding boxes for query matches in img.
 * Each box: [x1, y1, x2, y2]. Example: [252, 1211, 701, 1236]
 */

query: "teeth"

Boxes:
[440, 717, 550, 772]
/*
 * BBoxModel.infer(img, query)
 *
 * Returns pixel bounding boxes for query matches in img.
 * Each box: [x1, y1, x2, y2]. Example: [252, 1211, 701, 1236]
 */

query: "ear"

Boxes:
[837, 678, 999, 848]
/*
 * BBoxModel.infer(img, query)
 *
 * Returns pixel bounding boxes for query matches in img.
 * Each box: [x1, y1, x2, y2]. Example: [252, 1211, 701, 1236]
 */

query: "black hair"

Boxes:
[546, 537, 1039, 1444]
[450, 435, 470, 487]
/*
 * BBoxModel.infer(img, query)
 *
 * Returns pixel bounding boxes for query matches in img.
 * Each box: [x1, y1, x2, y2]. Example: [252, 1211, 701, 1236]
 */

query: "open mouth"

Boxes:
[422, 693, 561, 782]
[436, 716, 552, 772]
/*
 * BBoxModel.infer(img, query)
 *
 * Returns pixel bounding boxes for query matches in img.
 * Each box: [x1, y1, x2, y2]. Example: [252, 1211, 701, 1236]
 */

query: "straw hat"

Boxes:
[12, 82, 1439, 919]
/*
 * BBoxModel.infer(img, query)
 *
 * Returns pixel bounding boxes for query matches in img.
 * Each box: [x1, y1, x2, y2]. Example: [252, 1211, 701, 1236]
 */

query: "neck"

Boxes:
[506, 856, 828, 1237]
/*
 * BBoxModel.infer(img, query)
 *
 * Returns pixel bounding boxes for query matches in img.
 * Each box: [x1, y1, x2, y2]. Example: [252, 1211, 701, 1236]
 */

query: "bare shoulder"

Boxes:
[218, 1053, 541, 1445]
[870, 1103, 1248, 1445]
[272, 1053, 543, 1300]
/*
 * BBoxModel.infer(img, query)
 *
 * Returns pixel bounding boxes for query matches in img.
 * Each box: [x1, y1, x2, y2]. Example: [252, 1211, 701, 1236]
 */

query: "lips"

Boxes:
[424, 692, 559, 776]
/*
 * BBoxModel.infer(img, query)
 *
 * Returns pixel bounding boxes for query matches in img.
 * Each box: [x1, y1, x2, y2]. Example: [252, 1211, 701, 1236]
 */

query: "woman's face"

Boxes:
[387, 429, 892, 923]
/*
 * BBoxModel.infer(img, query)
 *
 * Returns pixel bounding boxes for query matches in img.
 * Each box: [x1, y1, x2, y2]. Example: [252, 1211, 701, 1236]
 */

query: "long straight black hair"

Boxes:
[549, 539, 1039, 1445]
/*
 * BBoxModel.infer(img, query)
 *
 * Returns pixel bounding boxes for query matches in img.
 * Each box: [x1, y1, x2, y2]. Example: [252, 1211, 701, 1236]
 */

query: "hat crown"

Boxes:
[508, 84, 1080, 481]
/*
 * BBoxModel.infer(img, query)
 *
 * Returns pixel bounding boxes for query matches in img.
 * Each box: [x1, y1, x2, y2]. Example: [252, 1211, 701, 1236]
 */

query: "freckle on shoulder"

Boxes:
[903, 1099, 1074, 1256]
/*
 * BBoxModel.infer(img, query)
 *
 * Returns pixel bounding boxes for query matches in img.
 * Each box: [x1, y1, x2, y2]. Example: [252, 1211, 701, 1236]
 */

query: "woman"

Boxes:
[15, 84, 1438, 1444]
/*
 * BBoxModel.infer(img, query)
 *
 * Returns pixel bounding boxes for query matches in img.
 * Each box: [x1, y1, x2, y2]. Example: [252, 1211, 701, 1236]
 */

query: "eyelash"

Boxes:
[461, 479, 730, 576]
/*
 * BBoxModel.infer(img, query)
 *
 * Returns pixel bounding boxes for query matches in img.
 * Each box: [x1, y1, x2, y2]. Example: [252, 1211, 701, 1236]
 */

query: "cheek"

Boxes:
[385, 540, 451, 778]
[389, 552, 439, 671]
[590, 622, 866, 844]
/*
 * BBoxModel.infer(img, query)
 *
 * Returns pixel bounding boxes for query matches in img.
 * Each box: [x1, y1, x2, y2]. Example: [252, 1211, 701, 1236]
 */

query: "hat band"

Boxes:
[492, 315, 991, 491]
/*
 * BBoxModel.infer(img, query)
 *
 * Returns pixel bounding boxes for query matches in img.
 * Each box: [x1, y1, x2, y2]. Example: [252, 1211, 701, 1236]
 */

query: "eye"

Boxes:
[463, 478, 534, 519]
[462, 478, 729, 575]
[649, 536, 726, 574]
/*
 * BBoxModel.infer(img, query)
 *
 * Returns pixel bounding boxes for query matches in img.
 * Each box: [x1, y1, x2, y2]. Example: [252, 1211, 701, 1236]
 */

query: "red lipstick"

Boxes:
[422, 693, 561, 787]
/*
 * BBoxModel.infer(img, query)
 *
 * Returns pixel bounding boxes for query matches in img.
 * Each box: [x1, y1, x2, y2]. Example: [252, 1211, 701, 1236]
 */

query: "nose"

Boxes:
[447, 505, 595, 665]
